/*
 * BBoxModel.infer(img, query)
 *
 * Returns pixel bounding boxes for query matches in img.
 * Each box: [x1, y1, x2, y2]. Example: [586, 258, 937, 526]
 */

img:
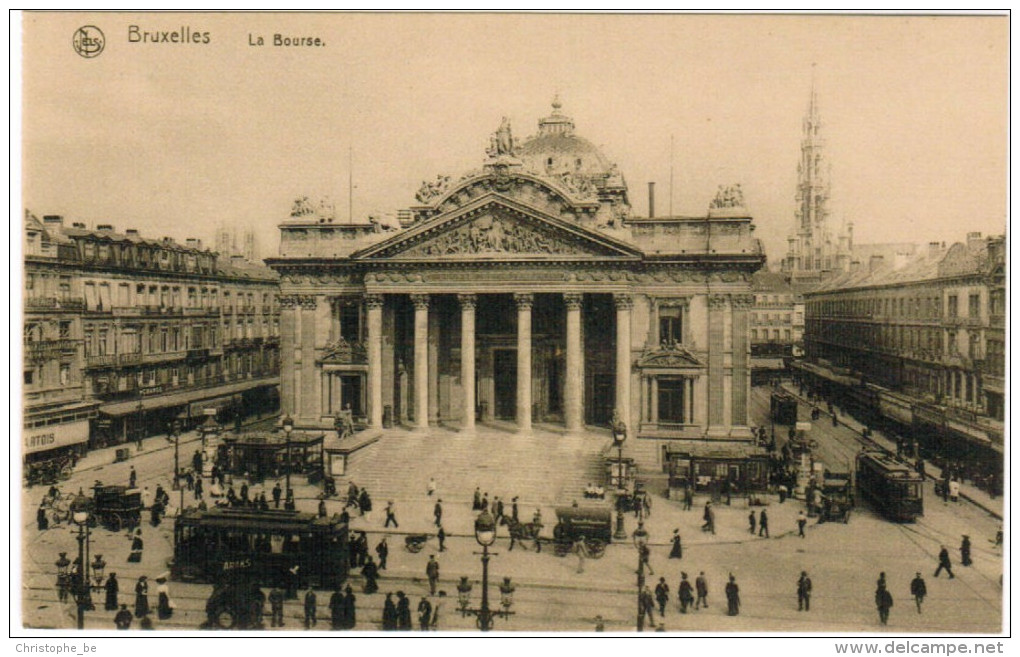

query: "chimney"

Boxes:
[967, 231, 984, 249]
[125, 229, 139, 238]
[72, 222, 86, 229]
[42, 215, 63, 226]
[869, 255, 885, 273]
[894, 251, 911, 270]
[185, 238, 200, 249]
[928, 241, 942, 258]
[648, 182, 655, 218]
[96, 224, 114, 233]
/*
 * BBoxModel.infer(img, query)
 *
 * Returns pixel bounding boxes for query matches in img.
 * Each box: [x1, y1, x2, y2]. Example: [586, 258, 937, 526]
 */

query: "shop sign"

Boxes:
[24, 419, 89, 454]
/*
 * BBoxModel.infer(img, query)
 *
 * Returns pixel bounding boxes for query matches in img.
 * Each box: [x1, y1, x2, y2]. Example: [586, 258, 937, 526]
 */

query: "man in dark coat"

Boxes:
[695, 572, 709, 609]
[361, 556, 380, 594]
[934, 545, 955, 579]
[725, 575, 740, 616]
[194, 476, 203, 501]
[359, 489, 372, 517]
[960, 535, 972, 566]
[382, 592, 397, 630]
[240, 482, 249, 504]
[376, 537, 389, 570]
[114, 604, 133, 629]
[434, 499, 443, 527]
[37, 504, 49, 531]
[104, 572, 120, 611]
[910, 572, 927, 614]
[342, 585, 356, 629]
[129, 466, 137, 489]
[748, 509, 757, 534]
[683, 484, 693, 511]
[417, 597, 432, 631]
[639, 586, 656, 630]
[797, 571, 812, 611]
[437, 525, 447, 552]
[396, 591, 412, 630]
[426, 555, 440, 596]
[303, 585, 317, 628]
[494, 497, 505, 525]
[472, 487, 481, 511]
[759, 509, 769, 538]
[329, 587, 345, 630]
[134, 576, 150, 618]
[272, 482, 282, 509]
[192, 449, 203, 477]
[654, 577, 670, 617]
[269, 586, 285, 627]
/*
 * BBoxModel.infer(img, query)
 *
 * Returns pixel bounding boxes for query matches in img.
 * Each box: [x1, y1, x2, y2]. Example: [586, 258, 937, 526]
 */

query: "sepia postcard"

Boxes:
[13, 11, 1008, 648]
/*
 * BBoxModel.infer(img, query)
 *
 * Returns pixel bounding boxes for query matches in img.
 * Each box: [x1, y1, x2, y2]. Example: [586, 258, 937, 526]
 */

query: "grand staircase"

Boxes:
[333, 423, 611, 506]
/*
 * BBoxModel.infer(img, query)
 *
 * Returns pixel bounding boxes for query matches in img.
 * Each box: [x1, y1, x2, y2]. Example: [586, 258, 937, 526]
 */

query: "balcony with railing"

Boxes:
[85, 353, 118, 368]
[25, 297, 85, 311]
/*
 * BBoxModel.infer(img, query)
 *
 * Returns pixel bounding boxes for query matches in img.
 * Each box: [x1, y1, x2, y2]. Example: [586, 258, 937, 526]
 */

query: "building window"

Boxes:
[24, 323, 40, 342]
[24, 370, 34, 386]
[948, 295, 958, 318]
[657, 378, 687, 423]
[968, 293, 980, 318]
[658, 305, 684, 346]
[59, 321, 71, 338]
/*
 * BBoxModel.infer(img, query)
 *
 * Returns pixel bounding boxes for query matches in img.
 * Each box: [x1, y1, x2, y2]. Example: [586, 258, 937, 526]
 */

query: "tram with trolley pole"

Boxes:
[855, 450, 924, 522]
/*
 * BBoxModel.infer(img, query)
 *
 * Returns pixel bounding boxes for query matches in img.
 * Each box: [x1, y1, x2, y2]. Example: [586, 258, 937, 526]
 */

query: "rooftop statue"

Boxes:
[710, 183, 746, 209]
[486, 116, 519, 158]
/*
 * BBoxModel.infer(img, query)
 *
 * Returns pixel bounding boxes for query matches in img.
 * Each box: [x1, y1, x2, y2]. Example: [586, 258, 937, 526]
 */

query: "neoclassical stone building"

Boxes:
[267, 102, 765, 451]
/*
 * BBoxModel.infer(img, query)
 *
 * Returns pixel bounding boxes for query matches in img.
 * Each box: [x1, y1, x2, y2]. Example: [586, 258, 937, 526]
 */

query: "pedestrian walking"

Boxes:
[669, 529, 683, 559]
[683, 483, 693, 511]
[376, 537, 389, 569]
[37, 503, 49, 531]
[725, 574, 740, 616]
[362, 556, 380, 594]
[382, 592, 397, 630]
[269, 586, 285, 627]
[573, 537, 587, 574]
[678, 572, 694, 613]
[797, 571, 812, 611]
[156, 576, 174, 620]
[427, 477, 437, 497]
[701, 501, 713, 532]
[759, 509, 769, 538]
[876, 584, 893, 625]
[481, 492, 489, 512]
[934, 545, 955, 579]
[192, 449, 203, 477]
[472, 487, 481, 511]
[437, 525, 447, 552]
[948, 478, 960, 503]
[639, 586, 656, 630]
[797, 510, 807, 538]
[272, 482, 282, 509]
[910, 572, 927, 614]
[695, 572, 709, 609]
[104, 572, 119, 611]
[343, 585, 357, 630]
[749, 509, 757, 534]
[127, 529, 144, 563]
[426, 555, 440, 596]
[654, 577, 669, 617]
[960, 535, 972, 566]
[129, 467, 137, 489]
[434, 499, 443, 527]
[495, 496, 505, 524]
[417, 597, 432, 631]
[329, 587, 345, 630]
[639, 541, 654, 575]
[114, 604, 133, 629]
[134, 576, 150, 619]
[304, 586, 317, 628]
[384, 500, 398, 527]
[778, 483, 788, 503]
[194, 476, 203, 500]
[396, 591, 412, 630]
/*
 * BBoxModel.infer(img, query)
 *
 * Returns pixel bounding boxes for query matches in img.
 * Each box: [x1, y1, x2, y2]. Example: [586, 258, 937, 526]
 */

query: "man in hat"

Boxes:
[654, 577, 670, 617]
[725, 574, 740, 616]
[960, 535, 972, 566]
[678, 572, 694, 613]
[269, 585, 285, 627]
[426, 555, 440, 596]
[417, 596, 432, 631]
[434, 499, 443, 527]
[934, 545, 955, 579]
[437, 525, 447, 552]
[910, 572, 927, 614]
[695, 572, 709, 609]
[114, 603, 133, 629]
[375, 536, 389, 570]
[384, 500, 397, 528]
[272, 482, 282, 509]
[797, 571, 812, 611]
[304, 584, 317, 628]
[748, 509, 757, 534]
[759, 508, 769, 538]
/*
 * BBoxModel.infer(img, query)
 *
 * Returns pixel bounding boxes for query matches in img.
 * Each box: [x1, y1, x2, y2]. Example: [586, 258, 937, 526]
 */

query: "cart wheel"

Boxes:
[586, 539, 606, 559]
[109, 513, 122, 533]
[214, 606, 238, 629]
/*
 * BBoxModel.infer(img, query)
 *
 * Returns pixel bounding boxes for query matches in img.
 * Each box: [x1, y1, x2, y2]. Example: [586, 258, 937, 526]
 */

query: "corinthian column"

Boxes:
[411, 294, 430, 431]
[459, 294, 477, 432]
[366, 294, 384, 429]
[515, 293, 533, 432]
[564, 293, 584, 434]
[614, 293, 633, 432]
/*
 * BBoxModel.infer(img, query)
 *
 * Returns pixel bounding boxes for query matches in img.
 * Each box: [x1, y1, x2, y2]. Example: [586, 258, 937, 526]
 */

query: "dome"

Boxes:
[518, 98, 613, 178]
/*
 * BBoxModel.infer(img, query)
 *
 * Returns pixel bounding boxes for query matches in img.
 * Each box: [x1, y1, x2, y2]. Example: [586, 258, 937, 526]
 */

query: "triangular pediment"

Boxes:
[354, 195, 642, 261]
[636, 345, 705, 370]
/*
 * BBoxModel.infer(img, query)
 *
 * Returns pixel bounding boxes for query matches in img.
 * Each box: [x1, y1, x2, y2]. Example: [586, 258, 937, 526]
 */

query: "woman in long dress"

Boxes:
[127, 530, 143, 563]
[669, 530, 683, 559]
[156, 577, 173, 619]
[104, 572, 119, 611]
[134, 576, 150, 618]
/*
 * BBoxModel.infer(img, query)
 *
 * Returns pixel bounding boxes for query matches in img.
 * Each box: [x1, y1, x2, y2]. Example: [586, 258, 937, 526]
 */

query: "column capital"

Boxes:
[457, 293, 478, 310]
[365, 293, 385, 310]
[410, 293, 430, 311]
[731, 294, 755, 309]
[613, 293, 634, 310]
[513, 293, 534, 310]
[707, 294, 729, 310]
[563, 293, 584, 310]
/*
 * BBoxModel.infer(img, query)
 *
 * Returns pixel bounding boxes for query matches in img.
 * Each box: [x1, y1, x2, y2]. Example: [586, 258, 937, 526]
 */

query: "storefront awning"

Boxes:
[24, 418, 90, 455]
[751, 358, 786, 370]
[99, 377, 278, 416]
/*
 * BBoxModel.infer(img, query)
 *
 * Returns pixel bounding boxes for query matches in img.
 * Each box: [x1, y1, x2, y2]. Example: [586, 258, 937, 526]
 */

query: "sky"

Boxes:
[18, 12, 1008, 267]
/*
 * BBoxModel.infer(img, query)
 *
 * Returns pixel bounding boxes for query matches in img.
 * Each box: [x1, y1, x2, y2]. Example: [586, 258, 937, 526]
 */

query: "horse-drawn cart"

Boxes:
[91, 483, 143, 531]
[552, 506, 612, 558]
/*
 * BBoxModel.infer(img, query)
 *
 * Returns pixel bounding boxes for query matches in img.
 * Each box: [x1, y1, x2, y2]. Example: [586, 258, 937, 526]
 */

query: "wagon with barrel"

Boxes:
[552, 505, 612, 558]
[90, 482, 143, 532]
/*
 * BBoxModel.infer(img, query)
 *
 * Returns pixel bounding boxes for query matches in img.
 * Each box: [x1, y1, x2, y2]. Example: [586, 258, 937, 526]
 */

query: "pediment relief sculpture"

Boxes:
[401, 213, 593, 258]
[636, 343, 705, 370]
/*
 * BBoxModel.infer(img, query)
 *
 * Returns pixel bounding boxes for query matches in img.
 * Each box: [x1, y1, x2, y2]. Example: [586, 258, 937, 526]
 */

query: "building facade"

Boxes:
[801, 232, 1004, 475]
[267, 103, 766, 462]
[750, 271, 804, 381]
[22, 212, 281, 469]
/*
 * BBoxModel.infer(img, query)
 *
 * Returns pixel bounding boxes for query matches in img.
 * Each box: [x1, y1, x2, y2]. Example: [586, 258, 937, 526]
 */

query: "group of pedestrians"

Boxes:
[110, 573, 174, 630]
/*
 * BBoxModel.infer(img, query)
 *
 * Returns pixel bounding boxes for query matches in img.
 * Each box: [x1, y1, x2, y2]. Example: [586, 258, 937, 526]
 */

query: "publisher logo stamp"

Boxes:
[72, 26, 105, 58]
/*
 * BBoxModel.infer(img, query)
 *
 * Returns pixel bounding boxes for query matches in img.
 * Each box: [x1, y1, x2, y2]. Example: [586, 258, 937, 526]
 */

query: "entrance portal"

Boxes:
[493, 349, 517, 420]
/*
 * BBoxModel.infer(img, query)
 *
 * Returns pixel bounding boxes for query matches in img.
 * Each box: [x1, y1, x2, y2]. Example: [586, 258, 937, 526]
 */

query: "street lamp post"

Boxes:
[171, 420, 184, 509]
[70, 492, 94, 630]
[282, 414, 294, 495]
[632, 519, 649, 632]
[459, 510, 514, 631]
[612, 421, 628, 540]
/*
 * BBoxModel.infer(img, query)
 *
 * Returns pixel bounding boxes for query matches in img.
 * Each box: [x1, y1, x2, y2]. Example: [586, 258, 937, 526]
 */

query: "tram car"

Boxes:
[770, 391, 799, 426]
[171, 507, 349, 589]
[855, 450, 924, 522]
